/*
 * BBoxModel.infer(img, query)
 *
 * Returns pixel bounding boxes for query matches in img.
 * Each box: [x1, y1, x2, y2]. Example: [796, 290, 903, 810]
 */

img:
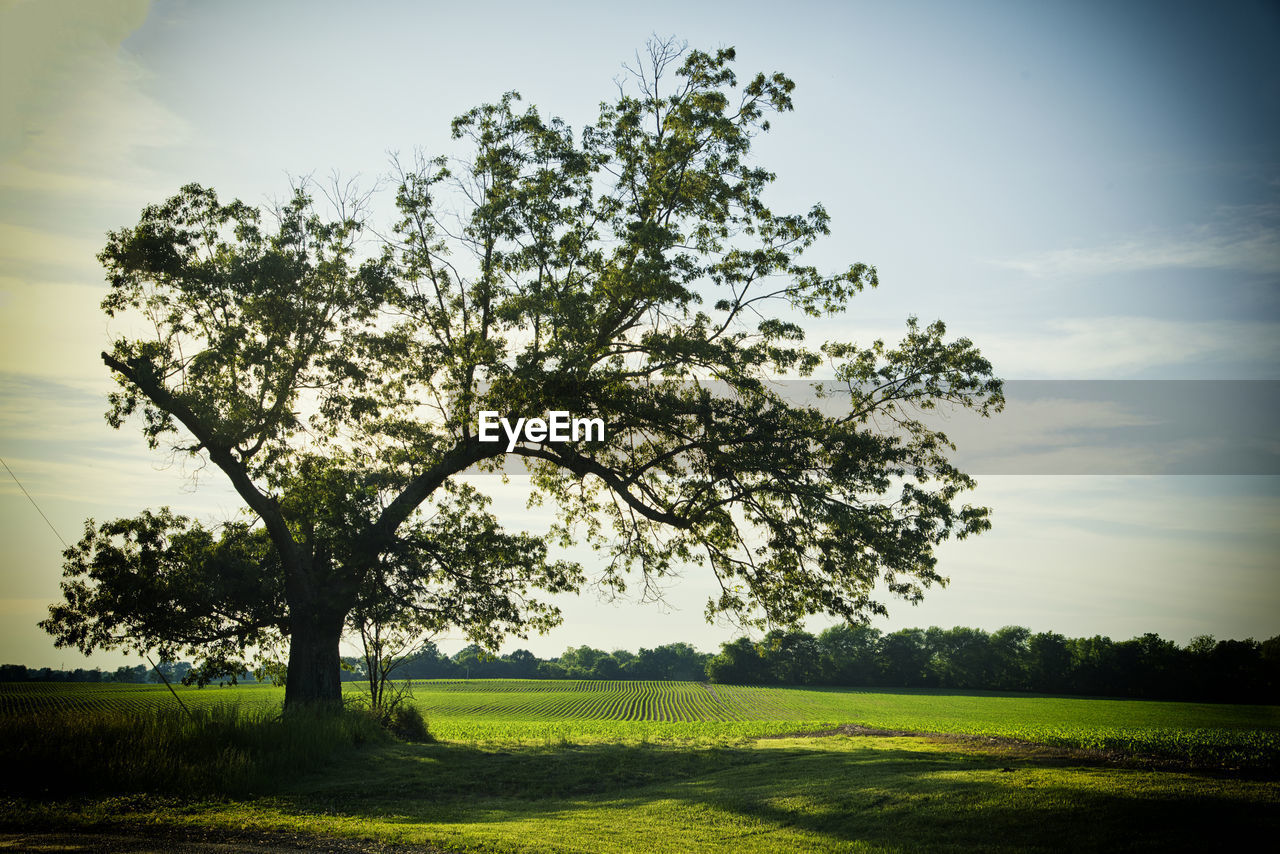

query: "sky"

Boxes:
[1, 0, 1277, 669]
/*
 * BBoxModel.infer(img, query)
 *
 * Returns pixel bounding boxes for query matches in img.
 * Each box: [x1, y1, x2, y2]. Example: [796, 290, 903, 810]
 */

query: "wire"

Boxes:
[0, 455, 69, 550]
[1, 456, 191, 696]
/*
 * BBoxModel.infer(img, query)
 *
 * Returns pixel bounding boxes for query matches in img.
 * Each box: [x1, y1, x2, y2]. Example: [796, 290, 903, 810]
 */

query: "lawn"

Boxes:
[1, 681, 1277, 852]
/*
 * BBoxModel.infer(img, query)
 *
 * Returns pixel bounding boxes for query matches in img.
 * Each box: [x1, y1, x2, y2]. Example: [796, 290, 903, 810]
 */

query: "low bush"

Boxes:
[0, 703, 388, 796]
[390, 702, 433, 742]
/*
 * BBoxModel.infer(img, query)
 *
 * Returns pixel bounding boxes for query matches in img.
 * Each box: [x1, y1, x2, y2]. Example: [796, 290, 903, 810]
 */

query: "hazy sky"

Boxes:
[1, 0, 1277, 668]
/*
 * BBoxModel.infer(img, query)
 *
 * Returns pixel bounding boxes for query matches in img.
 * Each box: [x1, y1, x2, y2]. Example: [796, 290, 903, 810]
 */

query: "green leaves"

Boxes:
[41, 510, 286, 683]
[63, 38, 1003, 703]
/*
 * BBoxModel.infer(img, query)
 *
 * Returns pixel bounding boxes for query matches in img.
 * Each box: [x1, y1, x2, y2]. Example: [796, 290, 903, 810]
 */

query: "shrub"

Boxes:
[390, 703, 433, 742]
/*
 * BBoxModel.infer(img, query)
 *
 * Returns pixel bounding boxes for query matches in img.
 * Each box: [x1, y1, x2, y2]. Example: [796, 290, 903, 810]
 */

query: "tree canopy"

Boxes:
[42, 39, 1002, 707]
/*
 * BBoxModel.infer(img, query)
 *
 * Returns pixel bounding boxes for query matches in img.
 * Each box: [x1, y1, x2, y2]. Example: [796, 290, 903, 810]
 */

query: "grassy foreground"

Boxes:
[4, 732, 1279, 852]
[1, 681, 1277, 851]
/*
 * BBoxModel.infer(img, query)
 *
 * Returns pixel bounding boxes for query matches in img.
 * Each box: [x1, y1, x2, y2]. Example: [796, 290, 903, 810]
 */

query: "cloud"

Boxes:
[798, 379, 1279, 474]
[805, 312, 1278, 380]
[976, 316, 1280, 377]
[0, 1, 191, 385]
[989, 210, 1280, 278]
[0, 0, 178, 200]
[0, 371, 244, 515]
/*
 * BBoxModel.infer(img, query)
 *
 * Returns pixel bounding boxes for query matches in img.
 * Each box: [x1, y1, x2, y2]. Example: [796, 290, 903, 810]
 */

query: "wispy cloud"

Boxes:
[0, 0, 180, 201]
[976, 316, 1280, 377]
[0, 3, 191, 386]
[989, 209, 1280, 277]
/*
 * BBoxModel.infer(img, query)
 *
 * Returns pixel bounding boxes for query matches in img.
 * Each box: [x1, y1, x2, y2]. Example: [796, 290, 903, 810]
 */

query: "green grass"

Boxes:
[0, 702, 387, 796]
[4, 679, 1278, 768]
[401, 680, 1280, 768]
[2, 680, 1278, 852]
[4, 735, 1277, 852]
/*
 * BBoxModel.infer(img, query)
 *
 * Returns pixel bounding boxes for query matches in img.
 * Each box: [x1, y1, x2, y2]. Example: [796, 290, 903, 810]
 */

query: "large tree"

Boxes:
[43, 40, 1002, 708]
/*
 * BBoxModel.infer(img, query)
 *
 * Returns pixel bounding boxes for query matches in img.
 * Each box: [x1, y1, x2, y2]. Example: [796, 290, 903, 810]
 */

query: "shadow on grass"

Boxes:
[264, 735, 1280, 852]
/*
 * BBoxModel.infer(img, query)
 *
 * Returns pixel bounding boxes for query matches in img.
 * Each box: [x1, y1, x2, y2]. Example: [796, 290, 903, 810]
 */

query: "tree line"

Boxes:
[705, 626, 1280, 703]
[372, 626, 1279, 702]
[0, 662, 195, 684]
[8, 625, 1275, 703]
[365, 641, 710, 683]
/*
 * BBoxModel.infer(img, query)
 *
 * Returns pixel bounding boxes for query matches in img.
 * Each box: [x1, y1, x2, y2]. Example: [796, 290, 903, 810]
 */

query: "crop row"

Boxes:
[0, 682, 283, 717]
[402, 680, 745, 722]
[0, 680, 864, 723]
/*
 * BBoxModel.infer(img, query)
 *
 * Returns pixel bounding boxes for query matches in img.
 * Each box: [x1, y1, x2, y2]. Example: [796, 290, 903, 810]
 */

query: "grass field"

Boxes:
[2, 680, 1278, 851]
[4, 679, 1277, 768]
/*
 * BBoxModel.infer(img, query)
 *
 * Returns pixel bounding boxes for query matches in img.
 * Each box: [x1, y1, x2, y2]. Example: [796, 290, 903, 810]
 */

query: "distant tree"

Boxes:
[453, 645, 495, 678]
[816, 624, 881, 685]
[537, 660, 567, 679]
[590, 656, 623, 680]
[1027, 631, 1071, 694]
[757, 630, 821, 685]
[110, 664, 148, 684]
[630, 643, 710, 681]
[989, 625, 1031, 691]
[706, 637, 769, 684]
[1260, 635, 1280, 696]
[879, 628, 932, 687]
[147, 660, 190, 685]
[926, 626, 993, 689]
[339, 655, 364, 682]
[1207, 638, 1265, 703]
[0, 664, 28, 682]
[1067, 636, 1119, 696]
[398, 641, 456, 679]
[1258, 635, 1280, 702]
[504, 649, 541, 679]
[609, 649, 637, 676]
[1186, 634, 1217, 658]
[1131, 632, 1180, 698]
[557, 646, 608, 679]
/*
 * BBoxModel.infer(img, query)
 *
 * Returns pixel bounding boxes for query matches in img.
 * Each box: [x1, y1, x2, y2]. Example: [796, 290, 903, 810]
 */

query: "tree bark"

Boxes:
[283, 603, 347, 710]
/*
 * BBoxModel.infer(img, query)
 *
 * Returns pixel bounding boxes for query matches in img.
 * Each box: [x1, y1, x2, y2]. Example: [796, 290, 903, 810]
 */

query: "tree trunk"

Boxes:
[284, 604, 347, 710]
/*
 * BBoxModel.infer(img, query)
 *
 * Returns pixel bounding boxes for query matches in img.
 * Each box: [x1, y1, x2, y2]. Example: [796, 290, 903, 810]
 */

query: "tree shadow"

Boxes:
[267, 735, 1280, 851]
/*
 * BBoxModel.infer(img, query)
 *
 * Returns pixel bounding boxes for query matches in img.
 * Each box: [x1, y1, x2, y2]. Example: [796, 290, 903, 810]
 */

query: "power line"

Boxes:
[2, 456, 185, 695]
[0, 455, 69, 550]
